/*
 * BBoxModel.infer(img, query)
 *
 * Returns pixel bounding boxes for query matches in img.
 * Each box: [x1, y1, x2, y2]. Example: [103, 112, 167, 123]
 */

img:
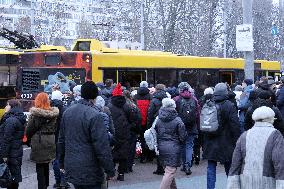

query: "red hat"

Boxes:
[112, 83, 123, 96]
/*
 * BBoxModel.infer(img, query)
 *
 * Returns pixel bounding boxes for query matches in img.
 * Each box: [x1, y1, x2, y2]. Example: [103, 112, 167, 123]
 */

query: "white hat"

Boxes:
[140, 81, 148, 88]
[51, 90, 64, 101]
[252, 106, 275, 124]
[162, 98, 176, 109]
[204, 87, 214, 95]
[73, 85, 82, 96]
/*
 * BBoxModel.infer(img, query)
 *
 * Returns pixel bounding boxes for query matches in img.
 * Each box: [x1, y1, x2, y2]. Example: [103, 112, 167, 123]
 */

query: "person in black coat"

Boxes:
[0, 100, 26, 189]
[245, 90, 284, 136]
[202, 83, 240, 189]
[107, 83, 133, 181]
[147, 84, 168, 128]
[58, 81, 115, 189]
[156, 98, 187, 189]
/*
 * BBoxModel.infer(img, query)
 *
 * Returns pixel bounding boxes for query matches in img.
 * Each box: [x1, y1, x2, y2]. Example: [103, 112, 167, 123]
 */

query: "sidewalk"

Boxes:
[109, 173, 227, 189]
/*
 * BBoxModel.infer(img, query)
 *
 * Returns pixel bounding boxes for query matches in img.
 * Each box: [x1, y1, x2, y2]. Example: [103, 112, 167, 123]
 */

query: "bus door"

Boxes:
[219, 71, 234, 85]
[118, 70, 146, 87]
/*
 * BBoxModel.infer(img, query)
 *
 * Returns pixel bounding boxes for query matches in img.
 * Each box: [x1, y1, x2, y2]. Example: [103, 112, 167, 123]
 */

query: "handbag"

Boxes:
[0, 162, 13, 187]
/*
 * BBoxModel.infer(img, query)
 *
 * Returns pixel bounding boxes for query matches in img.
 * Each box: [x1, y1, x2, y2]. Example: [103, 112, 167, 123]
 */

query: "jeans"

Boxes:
[36, 163, 49, 189]
[207, 160, 231, 189]
[74, 183, 102, 189]
[181, 134, 196, 168]
[52, 159, 66, 184]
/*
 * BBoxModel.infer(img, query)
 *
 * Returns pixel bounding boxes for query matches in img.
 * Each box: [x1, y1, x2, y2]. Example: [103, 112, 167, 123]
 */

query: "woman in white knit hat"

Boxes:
[227, 106, 284, 189]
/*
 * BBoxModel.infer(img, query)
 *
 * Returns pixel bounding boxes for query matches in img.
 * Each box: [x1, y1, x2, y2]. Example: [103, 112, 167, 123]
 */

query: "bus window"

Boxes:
[103, 69, 117, 84]
[45, 54, 61, 66]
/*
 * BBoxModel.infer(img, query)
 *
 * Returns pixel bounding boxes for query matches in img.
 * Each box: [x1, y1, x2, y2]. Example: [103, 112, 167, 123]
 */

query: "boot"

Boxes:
[117, 174, 124, 181]
[185, 167, 192, 175]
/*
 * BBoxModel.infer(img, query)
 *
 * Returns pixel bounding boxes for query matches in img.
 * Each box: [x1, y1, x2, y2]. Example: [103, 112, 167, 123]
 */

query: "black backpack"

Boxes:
[177, 97, 197, 128]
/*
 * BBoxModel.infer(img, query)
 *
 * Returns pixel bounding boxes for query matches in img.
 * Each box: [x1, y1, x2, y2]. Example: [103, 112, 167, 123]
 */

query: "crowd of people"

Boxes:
[0, 76, 284, 189]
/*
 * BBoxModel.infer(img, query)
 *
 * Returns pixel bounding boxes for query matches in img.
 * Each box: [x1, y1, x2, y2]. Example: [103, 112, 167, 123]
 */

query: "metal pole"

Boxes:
[223, 0, 228, 58]
[140, 0, 145, 50]
[242, 0, 254, 81]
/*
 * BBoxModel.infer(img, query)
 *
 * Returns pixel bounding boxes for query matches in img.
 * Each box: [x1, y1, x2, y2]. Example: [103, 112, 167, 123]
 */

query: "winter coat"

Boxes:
[255, 82, 277, 106]
[101, 87, 113, 105]
[228, 90, 237, 109]
[202, 92, 241, 163]
[227, 122, 284, 189]
[238, 85, 253, 123]
[173, 91, 200, 135]
[244, 98, 284, 136]
[50, 99, 66, 144]
[147, 90, 168, 127]
[199, 94, 214, 108]
[58, 99, 115, 185]
[26, 107, 59, 163]
[0, 107, 26, 182]
[108, 96, 132, 160]
[234, 91, 242, 107]
[134, 87, 151, 127]
[125, 98, 142, 135]
[155, 107, 187, 167]
[277, 85, 284, 119]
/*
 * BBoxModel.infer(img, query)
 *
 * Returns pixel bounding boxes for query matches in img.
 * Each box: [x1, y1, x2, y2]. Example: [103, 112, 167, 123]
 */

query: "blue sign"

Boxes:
[272, 27, 279, 35]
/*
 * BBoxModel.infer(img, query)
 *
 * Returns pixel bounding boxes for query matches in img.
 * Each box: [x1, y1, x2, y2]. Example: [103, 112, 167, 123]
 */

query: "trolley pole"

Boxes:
[242, 0, 254, 81]
[140, 0, 145, 50]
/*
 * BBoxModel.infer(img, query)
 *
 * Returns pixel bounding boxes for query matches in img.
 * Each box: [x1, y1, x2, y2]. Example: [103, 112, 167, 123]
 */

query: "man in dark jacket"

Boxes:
[134, 81, 152, 164]
[245, 90, 284, 136]
[58, 81, 115, 189]
[50, 90, 69, 189]
[108, 83, 133, 181]
[202, 83, 240, 189]
[173, 82, 200, 175]
[147, 84, 168, 174]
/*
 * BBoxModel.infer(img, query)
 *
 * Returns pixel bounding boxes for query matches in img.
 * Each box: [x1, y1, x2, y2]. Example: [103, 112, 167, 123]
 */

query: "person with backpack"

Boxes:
[147, 84, 168, 174]
[134, 81, 152, 164]
[173, 82, 200, 175]
[155, 98, 187, 189]
[227, 106, 284, 189]
[108, 83, 133, 181]
[201, 83, 240, 189]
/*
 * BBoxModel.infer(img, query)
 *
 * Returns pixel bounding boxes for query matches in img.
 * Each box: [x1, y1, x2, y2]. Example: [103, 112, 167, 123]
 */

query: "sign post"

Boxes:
[236, 24, 253, 52]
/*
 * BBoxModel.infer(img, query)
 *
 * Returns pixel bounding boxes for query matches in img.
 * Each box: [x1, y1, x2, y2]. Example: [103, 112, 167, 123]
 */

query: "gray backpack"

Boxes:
[200, 100, 220, 133]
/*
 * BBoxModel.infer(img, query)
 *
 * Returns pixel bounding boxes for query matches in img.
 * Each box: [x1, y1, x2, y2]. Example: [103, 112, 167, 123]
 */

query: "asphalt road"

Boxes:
[20, 147, 227, 189]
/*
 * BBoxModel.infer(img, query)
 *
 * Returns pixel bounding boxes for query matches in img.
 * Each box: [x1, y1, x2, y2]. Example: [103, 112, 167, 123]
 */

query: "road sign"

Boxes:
[271, 26, 279, 35]
[236, 24, 254, 51]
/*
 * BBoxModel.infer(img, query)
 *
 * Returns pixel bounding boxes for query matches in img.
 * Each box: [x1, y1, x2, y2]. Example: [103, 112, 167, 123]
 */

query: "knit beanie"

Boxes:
[178, 82, 191, 93]
[95, 96, 105, 109]
[81, 81, 99, 100]
[252, 106, 275, 124]
[73, 85, 82, 96]
[112, 83, 123, 96]
[140, 81, 148, 88]
[51, 90, 63, 101]
[204, 87, 214, 95]
[162, 98, 176, 109]
[214, 83, 228, 95]
[243, 79, 253, 86]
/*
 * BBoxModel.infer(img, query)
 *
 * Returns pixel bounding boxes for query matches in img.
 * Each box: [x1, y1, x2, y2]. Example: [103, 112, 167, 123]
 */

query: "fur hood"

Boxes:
[29, 107, 59, 118]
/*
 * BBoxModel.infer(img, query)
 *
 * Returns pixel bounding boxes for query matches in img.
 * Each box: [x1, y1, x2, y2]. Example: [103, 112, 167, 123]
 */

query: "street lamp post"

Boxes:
[242, 0, 254, 81]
